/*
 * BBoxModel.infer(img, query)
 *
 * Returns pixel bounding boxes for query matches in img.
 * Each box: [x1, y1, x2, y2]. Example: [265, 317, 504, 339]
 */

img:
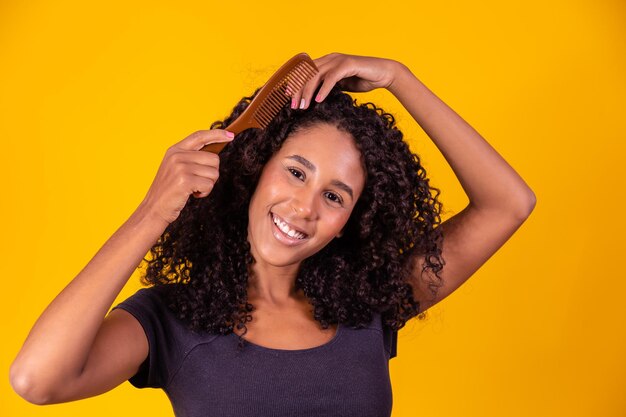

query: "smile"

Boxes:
[270, 213, 309, 244]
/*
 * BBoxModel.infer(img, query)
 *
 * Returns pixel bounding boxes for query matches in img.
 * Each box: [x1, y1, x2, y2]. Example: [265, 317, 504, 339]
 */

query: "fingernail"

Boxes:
[291, 98, 297, 109]
[299, 98, 306, 109]
[226, 131, 234, 138]
[315, 94, 322, 102]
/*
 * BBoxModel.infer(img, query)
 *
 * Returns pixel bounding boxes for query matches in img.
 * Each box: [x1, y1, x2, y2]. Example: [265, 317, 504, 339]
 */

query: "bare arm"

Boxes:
[9, 203, 168, 404]
[388, 62, 535, 215]
[9, 129, 233, 404]
[387, 62, 536, 312]
[296, 53, 536, 313]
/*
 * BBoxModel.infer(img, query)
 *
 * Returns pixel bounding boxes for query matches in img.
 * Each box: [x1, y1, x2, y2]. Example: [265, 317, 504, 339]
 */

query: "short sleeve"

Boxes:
[111, 286, 187, 389]
[382, 321, 398, 360]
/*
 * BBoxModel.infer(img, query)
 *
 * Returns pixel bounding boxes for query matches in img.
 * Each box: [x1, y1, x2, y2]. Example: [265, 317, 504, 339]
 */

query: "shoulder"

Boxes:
[114, 286, 164, 316]
[344, 311, 398, 360]
[110, 284, 220, 388]
[111, 284, 199, 339]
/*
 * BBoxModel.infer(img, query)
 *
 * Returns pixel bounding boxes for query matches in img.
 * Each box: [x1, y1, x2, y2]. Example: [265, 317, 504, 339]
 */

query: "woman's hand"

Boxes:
[140, 129, 234, 225]
[291, 52, 403, 109]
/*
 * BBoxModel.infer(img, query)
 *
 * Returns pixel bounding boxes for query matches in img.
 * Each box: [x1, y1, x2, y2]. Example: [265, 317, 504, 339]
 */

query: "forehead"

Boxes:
[276, 123, 365, 176]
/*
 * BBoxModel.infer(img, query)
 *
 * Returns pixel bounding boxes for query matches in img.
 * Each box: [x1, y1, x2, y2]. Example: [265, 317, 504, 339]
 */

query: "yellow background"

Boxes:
[2, 0, 625, 416]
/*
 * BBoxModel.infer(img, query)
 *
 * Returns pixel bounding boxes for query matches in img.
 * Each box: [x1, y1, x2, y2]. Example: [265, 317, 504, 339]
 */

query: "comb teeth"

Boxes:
[252, 60, 318, 128]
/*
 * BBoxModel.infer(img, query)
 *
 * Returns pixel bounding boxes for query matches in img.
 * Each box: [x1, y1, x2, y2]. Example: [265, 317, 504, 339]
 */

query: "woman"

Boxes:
[10, 53, 536, 415]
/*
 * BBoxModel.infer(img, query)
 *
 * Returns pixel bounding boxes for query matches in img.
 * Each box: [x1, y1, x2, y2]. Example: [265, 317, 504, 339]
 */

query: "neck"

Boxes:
[247, 261, 305, 307]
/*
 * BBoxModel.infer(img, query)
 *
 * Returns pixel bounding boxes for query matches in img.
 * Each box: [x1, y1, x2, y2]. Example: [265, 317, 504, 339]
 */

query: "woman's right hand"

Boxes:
[140, 129, 234, 225]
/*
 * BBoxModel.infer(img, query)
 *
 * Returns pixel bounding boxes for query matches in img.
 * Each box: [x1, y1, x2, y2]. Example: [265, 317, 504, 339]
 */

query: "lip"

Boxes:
[270, 212, 310, 246]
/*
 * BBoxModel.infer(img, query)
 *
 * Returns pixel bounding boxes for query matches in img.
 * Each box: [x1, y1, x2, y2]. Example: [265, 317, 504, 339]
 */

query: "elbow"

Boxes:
[485, 190, 536, 221]
[513, 190, 536, 221]
[523, 190, 537, 217]
[10, 362, 53, 406]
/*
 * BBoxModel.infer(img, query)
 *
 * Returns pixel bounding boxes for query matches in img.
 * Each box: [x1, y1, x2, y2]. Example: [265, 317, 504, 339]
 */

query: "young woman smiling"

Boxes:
[10, 52, 536, 416]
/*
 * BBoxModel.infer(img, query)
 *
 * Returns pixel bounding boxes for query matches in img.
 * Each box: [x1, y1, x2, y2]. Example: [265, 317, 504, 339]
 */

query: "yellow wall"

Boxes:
[2, 1, 625, 416]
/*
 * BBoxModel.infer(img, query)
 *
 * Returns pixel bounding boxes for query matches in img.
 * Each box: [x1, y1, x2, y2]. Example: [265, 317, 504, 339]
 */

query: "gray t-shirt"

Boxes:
[112, 285, 398, 417]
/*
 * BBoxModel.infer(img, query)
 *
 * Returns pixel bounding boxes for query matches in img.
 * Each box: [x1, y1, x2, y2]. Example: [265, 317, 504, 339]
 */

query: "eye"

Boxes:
[287, 167, 343, 205]
[324, 191, 344, 205]
[287, 168, 304, 179]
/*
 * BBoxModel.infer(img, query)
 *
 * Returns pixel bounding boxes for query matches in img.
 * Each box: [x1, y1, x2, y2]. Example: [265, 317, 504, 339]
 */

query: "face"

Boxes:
[247, 123, 366, 269]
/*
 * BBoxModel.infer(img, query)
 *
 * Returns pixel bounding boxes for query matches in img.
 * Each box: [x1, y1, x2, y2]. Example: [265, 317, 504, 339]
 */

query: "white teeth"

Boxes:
[272, 214, 306, 240]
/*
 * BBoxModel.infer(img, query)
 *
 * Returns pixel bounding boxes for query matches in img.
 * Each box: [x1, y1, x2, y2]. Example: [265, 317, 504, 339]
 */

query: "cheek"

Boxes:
[250, 169, 287, 212]
[322, 212, 351, 235]
[262, 172, 289, 202]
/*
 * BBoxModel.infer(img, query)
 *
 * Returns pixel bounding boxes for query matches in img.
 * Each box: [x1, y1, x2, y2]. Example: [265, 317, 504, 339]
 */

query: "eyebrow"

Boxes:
[286, 154, 354, 200]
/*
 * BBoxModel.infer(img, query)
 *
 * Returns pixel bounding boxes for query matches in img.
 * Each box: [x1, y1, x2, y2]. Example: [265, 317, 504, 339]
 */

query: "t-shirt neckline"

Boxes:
[230, 322, 342, 353]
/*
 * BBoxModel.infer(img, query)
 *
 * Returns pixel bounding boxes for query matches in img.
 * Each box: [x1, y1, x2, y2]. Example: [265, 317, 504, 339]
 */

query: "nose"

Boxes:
[290, 189, 317, 220]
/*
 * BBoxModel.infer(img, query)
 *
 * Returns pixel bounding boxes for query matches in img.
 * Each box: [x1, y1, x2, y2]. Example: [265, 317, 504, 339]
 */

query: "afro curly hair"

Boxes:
[138, 85, 446, 349]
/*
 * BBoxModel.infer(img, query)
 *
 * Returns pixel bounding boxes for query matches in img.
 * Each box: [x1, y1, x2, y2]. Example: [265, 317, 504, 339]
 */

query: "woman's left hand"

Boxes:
[291, 52, 402, 110]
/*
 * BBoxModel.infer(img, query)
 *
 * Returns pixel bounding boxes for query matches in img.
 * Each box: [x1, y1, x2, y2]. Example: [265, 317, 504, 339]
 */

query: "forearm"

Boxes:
[388, 61, 535, 215]
[10, 201, 168, 390]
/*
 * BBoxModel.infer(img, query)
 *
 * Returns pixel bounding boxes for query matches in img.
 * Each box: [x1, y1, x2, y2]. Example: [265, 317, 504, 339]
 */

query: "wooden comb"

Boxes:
[200, 52, 319, 154]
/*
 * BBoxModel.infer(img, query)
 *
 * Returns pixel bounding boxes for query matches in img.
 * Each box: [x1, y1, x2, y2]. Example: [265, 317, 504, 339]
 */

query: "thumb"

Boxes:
[176, 129, 234, 152]
[197, 130, 235, 150]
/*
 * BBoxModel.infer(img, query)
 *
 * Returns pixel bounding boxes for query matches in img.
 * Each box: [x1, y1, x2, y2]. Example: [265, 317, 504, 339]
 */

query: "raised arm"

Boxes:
[294, 52, 536, 313]
[387, 62, 536, 312]
[9, 129, 232, 404]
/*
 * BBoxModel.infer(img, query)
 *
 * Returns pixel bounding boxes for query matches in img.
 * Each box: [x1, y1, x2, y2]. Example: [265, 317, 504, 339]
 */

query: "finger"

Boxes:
[191, 177, 216, 199]
[290, 60, 328, 109]
[295, 63, 332, 109]
[290, 71, 319, 110]
[189, 163, 219, 181]
[174, 129, 235, 152]
[290, 82, 304, 109]
[289, 53, 341, 109]
[301, 62, 348, 109]
[312, 52, 340, 67]
[178, 149, 221, 168]
[196, 132, 234, 155]
[286, 77, 304, 109]
[167, 153, 220, 183]
[288, 53, 339, 109]
[313, 69, 347, 104]
[196, 129, 235, 151]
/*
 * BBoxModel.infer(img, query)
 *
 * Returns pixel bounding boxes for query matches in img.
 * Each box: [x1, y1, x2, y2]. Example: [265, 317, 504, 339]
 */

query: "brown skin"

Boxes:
[297, 53, 535, 312]
[9, 128, 235, 404]
[237, 123, 366, 349]
[246, 123, 366, 304]
[10, 52, 535, 405]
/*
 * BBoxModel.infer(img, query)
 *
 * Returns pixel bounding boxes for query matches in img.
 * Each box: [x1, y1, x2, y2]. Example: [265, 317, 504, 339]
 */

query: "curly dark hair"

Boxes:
[138, 85, 446, 348]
